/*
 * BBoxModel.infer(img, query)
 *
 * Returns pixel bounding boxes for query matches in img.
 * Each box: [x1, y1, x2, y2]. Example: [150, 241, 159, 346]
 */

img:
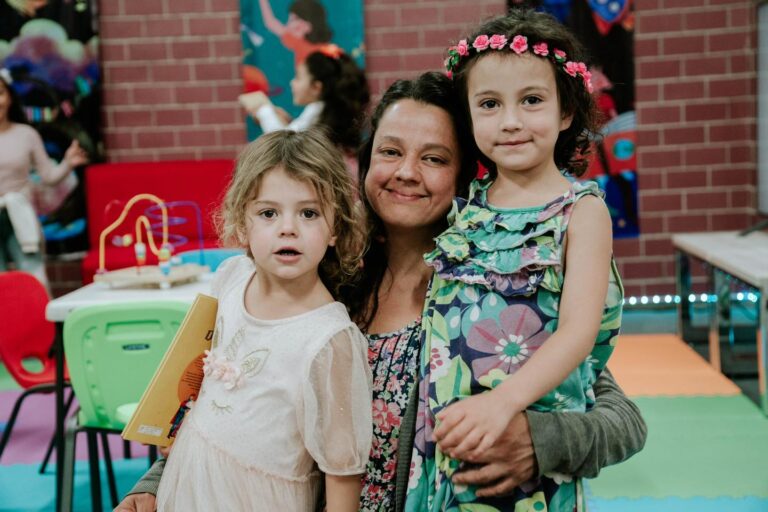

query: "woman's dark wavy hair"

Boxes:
[341, 72, 475, 330]
[452, 8, 600, 177]
[0, 71, 29, 124]
[290, 0, 332, 43]
[305, 51, 369, 152]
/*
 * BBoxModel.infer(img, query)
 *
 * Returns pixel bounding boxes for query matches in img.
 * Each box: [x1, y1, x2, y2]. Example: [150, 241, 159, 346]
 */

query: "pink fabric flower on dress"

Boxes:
[510, 35, 528, 54]
[533, 42, 549, 56]
[371, 398, 402, 434]
[466, 304, 549, 378]
[489, 34, 508, 50]
[473, 35, 490, 51]
[221, 363, 244, 390]
[456, 39, 469, 56]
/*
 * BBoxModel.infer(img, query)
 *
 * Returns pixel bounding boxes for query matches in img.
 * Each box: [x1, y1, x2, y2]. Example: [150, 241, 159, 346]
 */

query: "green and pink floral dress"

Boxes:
[404, 176, 624, 512]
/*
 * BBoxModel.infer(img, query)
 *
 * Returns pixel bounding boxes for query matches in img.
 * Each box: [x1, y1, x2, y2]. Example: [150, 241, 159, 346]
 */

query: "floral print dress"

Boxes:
[361, 319, 422, 511]
[404, 176, 624, 512]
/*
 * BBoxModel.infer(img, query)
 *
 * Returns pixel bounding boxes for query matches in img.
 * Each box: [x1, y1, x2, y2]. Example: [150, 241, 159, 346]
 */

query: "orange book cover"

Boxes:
[121, 293, 217, 447]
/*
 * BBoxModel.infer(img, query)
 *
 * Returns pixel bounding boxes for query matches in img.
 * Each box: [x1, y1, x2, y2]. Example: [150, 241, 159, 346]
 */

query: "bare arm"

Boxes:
[258, 0, 285, 36]
[325, 474, 363, 512]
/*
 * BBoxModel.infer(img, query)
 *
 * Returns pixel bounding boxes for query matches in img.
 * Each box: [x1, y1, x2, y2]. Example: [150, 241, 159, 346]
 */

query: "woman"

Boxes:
[116, 72, 646, 512]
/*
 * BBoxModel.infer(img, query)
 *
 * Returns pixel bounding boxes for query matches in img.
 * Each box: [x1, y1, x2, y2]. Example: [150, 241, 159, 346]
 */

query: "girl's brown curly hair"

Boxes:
[217, 128, 367, 297]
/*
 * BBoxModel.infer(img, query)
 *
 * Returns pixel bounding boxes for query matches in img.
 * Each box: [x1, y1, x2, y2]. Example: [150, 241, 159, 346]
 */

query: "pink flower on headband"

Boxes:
[553, 49, 567, 62]
[473, 35, 490, 51]
[564, 61, 580, 77]
[456, 39, 469, 56]
[489, 34, 508, 50]
[511, 35, 528, 54]
[446, 70, 453, 79]
[582, 70, 594, 93]
[533, 42, 549, 56]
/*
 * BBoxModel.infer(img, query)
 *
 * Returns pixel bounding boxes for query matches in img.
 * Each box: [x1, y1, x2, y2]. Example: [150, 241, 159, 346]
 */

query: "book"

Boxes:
[121, 293, 218, 447]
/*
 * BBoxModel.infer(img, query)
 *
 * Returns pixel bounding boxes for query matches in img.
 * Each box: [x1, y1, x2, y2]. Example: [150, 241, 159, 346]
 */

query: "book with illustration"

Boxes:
[122, 293, 218, 447]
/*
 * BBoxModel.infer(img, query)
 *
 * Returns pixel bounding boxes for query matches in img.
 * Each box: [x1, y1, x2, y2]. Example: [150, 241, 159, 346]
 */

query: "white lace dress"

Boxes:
[156, 256, 373, 510]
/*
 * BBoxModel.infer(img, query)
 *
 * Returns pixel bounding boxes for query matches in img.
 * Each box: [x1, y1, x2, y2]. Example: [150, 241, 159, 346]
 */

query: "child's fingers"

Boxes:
[433, 406, 465, 441]
[436, 415, 474, 451]
[449, 428, 485, 459]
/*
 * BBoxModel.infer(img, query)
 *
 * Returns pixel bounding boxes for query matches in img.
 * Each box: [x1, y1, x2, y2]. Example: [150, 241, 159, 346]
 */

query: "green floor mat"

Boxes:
[0, 363, 19, 392]
[587, 395, 768, 499]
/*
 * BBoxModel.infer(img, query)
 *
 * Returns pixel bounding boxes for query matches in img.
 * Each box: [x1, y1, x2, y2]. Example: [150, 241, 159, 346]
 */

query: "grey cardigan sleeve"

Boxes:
[125, 458, 165, 497]
[527, 368, 647, 478]
[394, 368, 646, 512]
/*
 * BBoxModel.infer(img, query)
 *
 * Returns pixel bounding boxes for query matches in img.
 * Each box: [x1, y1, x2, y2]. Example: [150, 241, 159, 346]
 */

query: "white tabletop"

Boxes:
[46, 273, 214, 322]
[671, 230, 768, 289]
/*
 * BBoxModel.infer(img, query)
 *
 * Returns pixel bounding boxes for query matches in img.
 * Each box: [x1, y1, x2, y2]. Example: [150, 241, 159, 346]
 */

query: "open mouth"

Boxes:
[276, 249, 301, 256]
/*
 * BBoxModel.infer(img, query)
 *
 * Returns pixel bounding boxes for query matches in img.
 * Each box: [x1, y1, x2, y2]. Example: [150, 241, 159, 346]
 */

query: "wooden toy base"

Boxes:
[93, 263, 209, 289]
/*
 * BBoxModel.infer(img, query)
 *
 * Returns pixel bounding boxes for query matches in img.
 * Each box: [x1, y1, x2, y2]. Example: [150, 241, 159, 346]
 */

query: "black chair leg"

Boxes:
[123, 439, 132, 459]
[0, 387, 37, 460]
[40, 388, 75, 474]
[100, 433, 119, 508]
[86, 431, 103, 512]
[148, 445, 158, 465]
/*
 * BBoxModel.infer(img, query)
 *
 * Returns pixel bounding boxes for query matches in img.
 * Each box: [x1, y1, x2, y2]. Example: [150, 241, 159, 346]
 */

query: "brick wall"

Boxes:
[92, 0, 759, 297]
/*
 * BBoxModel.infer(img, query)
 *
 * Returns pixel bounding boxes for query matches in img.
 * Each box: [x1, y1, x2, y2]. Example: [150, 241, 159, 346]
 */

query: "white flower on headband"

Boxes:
[0, 68, 12, 85]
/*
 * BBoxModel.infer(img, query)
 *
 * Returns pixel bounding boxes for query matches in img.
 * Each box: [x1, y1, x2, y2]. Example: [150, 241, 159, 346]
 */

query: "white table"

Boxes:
[45, 274, 212, 510]
[672, 230, 768, 414]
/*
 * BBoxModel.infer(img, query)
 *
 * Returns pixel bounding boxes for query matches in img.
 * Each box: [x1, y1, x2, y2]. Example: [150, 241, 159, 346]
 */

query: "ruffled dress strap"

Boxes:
[424, 175, 603, 297]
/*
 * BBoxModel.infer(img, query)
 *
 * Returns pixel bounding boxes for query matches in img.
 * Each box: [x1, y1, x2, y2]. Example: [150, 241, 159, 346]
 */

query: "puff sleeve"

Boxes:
[299, 325, 373, 476]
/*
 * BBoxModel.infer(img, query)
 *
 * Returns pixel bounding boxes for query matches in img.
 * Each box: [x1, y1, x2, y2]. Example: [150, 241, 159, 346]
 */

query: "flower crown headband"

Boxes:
[445, 34, 593, 93]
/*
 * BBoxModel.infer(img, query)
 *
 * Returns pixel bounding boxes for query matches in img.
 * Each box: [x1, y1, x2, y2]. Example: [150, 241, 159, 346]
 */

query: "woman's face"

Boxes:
[364, 99, 461, 234]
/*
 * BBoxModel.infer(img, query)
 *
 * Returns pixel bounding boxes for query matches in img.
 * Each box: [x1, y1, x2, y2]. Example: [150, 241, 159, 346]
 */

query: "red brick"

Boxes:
[154, 109, 196, 126]
[367, 8, 398, 28]
[613, 239, 641, 258]
[668, 213, 710, 232]
[641, 193, 682, 213]
[640, 215, 665, 234]
[642, 282, 677, 297]
[105, 64, 149, 83]
[729, 144, 756, 164]
[730, 99, 757, 119]
[664, 127, 705, 145]
[685, 10, 729, 30]
[636, 128, 660, 146]
[177, 129, 221, 147]
[731, 54, 756, 74]
[638, 171, 663, 190]
[218, 127, 248, 145]
[99, 0, 124, 16]
[711, 167, 754, 187]
[198, 107, 239, 125]
[638, 148, 682, 168]
[708, 32, 751, 53]
[173, 85, 215, 103]
[634, 0, 660, 9]
[710, 77, 753, 98]
[371, 30, 420, 50]
[638, 60, 680, 79]
[662, 35, 706, 55]
[663, 81, 705, 100]
[171, 41, 210, 60]
[638, 105, 680, 124]
[172, 0, 208, 13]
[123, 0, 165, 15]
[662, 0, 702, 8]
[132, 86, 174, 105]
[111, 110, 153, 128]
[103, 87, 135, 106]
[729, 6, 754, 27]
[666, 170, 708, 189]
[634, 38, 659, 59]
[152, 64, 192, 82]
[423, 28, 462, 48]
[128, 42, 168, 61]
[214, 84, 244, 102]
[443, 4, 489, 24]
[189, 18, 230, 36]
[637, 13, 682, 33]
[685, 146, 728, 166]
[686, 191, 728, 210]
[213, 40, 242, 58]
[401, 52, 442, 72]
[729, 189, 754, 209]
[685, 102, 728, 122]
[367, 53, 401, 73]
[104, 131, 135, 151]
[709, 123, 755, 143]
[710, 212, 751, 230]
[620, 260, 665, 280]
[101, 19, 143, 38]
[635, 83, 660, 103]
[683, 56, 727, 76]
[644, 237, 673, 257]
[101, 42, 128, 62]
[137, 130, 176, 149]
[145, 18, 187, 38]
[194, 63, 238, 81]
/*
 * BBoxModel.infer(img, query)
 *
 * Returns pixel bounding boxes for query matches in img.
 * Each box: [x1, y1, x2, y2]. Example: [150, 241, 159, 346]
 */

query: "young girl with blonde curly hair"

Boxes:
[156, 128, 373, 512]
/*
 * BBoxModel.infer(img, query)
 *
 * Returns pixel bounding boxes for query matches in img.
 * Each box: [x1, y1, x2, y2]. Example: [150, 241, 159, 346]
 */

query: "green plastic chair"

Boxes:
[61, 300, 190, 512]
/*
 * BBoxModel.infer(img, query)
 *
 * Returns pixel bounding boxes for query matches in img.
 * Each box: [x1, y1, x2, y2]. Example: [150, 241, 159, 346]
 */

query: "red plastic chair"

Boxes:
[0, 271, 72, 470]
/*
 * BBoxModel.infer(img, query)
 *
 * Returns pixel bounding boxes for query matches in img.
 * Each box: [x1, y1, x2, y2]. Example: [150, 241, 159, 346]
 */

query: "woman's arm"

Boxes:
[325, 474, 363, 512]
[450, 368, 647, 496]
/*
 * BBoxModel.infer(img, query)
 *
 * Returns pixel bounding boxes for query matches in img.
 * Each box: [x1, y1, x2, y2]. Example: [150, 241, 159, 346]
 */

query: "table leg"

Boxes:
[675, 250, 693, 341]
[759, 292, 768, 415]
[55, 322, 64, 511]
[708, 267, 729, 372]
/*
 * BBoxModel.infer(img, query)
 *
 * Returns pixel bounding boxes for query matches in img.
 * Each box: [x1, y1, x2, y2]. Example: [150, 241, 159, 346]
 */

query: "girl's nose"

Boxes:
[500, 107, 523, 131]
[279, 216, 298, 236]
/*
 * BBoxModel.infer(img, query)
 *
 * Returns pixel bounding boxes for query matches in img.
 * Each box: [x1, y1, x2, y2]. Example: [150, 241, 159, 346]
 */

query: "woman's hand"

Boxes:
[450, 411, 537, 497]
[113, 493, 156, 512]
[433, 391, 517, 461]
[63, 140, 88, 169]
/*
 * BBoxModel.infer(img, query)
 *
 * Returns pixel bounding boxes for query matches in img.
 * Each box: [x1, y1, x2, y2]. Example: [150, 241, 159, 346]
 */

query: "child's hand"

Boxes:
[63, 139, 88, 169]
[433, 391, 517, 461]
[238, 91, 271, 115]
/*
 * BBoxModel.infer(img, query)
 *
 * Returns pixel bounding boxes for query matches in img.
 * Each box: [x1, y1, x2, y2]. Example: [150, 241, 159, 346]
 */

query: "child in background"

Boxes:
[0, 68, 87, 287]
[240, 48, 370, 165]
[405, 9, 624, 511]
[156, 129, 373, 511]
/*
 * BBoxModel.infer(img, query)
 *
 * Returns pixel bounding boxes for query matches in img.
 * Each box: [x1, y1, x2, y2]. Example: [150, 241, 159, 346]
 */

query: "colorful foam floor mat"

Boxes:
[1, 334, 767, 511]
[584, 334, 768, 511]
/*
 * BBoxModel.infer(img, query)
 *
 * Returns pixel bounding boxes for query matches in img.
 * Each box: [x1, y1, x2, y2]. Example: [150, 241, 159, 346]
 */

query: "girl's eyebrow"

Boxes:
[473, 85, 551, 98]
[252, 199, 321, 206]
